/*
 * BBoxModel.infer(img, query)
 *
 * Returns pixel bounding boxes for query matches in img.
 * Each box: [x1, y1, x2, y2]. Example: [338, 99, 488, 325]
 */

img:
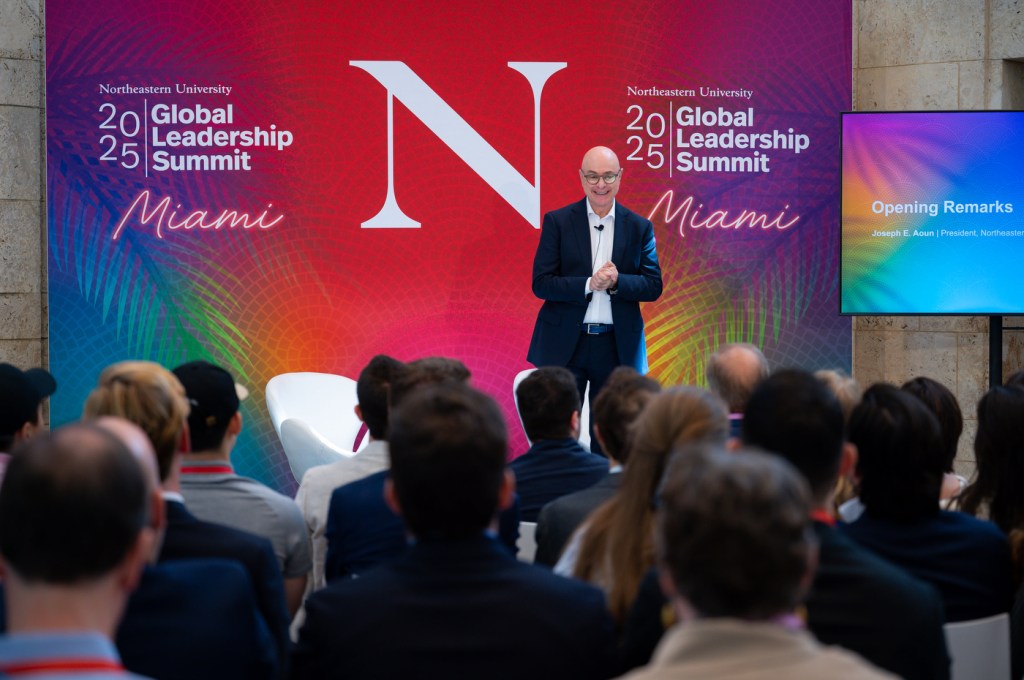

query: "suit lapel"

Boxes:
[611, 206, 628, 266]
[571, 199, 591, 272]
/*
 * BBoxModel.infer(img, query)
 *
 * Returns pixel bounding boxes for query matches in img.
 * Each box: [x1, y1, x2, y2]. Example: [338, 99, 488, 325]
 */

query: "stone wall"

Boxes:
[0, 0, 45, 369]
[853, 0, 1024, 475]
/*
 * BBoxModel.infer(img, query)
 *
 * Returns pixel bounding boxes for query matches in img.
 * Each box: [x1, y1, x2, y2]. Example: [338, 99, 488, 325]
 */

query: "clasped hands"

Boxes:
[590, 261, 618, 291]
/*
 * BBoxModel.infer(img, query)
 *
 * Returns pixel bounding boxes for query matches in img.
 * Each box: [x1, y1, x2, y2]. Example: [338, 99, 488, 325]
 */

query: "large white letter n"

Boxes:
[351, 61, 566, 229]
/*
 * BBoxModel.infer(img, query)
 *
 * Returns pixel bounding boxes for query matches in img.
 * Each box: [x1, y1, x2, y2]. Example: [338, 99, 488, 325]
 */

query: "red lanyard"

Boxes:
[1, 658, 126, 675]
[180, 465, 233, 474]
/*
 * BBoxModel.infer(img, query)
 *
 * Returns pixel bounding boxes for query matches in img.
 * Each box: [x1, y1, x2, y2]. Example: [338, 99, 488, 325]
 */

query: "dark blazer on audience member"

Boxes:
[508, 438, 608, 523]
[323, 470, 520, 582]
[159, 499, 290, 671]
[841, 509, 1013, 623]
[535, 470, 621, 566]
[294, 535, 617, 680]
[620, 520, 951, 680]
[117, 560, 278, 680]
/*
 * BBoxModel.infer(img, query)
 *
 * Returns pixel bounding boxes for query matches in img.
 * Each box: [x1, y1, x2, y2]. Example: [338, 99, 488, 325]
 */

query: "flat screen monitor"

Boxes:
[840, 110, 1024, 315]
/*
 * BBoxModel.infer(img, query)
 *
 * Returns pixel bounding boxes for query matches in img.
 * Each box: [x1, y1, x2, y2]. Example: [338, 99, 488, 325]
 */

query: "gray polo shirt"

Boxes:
[180, 460, 312, 578]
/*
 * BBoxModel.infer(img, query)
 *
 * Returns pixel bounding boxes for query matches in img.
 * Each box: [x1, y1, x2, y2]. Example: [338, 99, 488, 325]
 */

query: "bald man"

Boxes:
[527, 146, 662, 455]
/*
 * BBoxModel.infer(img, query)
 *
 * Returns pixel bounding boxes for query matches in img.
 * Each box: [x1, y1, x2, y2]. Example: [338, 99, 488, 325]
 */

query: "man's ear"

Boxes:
[227, 411, 243, 437]
[570, 410, 581, 438]
[497, 469, 516, 512]
[354, 404, 364, 424]
[383, 476, 402, 518]
[839, 442, 859, 479]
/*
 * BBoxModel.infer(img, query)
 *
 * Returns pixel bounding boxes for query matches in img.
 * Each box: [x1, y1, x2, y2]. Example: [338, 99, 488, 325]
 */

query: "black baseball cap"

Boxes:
[0, 363, 57, 437]
[172, 361, 249, 436]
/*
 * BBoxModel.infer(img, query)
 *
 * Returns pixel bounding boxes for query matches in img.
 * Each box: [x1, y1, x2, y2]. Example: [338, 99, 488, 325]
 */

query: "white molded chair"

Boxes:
[512, 368, 591, 451]
[517, 521, 538, 563]
[943, 612, 1010, 680]
[279, 418, 357, 483]
[266, 372, 367, 482]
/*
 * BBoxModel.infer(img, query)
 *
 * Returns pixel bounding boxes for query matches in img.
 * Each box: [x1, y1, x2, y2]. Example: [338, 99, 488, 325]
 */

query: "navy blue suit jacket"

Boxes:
[159, 499, 290, 672]
[527, 199, 662, 372]
[841, 509, 1013, 622]
[294, 535, 617, 680]
[117, 560, 278, 680]
[508, 438, 608, 522]
[323, 470, 521, 582]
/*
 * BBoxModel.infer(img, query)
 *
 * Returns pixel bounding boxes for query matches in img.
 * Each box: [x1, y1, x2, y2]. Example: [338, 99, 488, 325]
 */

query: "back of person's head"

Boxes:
[901, 376, 963, 473]
[591, 367, 660, 463]
[656, 445, 814, 619]
[1004, 370, 1024, 390]
[814, 369, 862, 424]
[574, 386, 729, 622]
[743, 369, 845, 504]
[172, 360, 246, 453]
[0, 363, 56, 451]
[388, 356, 471, 410]
[0, 423, 149, 584]
[356, 355, 404, 440]
[704, 343, 769, 413]
[516, 366, 581, 441]
[962, 385, 1024, 532]
[387, 382, 507, 540]
[82, 361, 189, 482]
[849, 383, 944, 521]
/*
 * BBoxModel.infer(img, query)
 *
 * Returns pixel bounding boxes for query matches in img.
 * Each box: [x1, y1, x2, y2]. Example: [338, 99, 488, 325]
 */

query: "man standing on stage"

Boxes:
[527, 146, 662, 453]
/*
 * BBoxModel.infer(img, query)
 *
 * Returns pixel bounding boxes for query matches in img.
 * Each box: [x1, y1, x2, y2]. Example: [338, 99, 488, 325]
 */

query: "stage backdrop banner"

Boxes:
[46, 0, 852, 492]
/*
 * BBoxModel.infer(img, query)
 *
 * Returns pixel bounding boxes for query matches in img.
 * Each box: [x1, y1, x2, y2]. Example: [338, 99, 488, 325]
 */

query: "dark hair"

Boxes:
[388, 357, 471, 410]
[849, 383, 944, 521]
[656, 446, 813, 619]
[388, 382, 507, 539]
[0, 423, 148, 583]
[705, 343, 769, 413]
[591, 367, 660, 463]
[1004, 370, 1024, 390]
[357, 355, 404, 440]
[516, 367, 581, 441]
[573, 387, 729, 623]
[961, 385, 1024, 532]
[743, 369, 845, 503]
[901, 377, 963, 472]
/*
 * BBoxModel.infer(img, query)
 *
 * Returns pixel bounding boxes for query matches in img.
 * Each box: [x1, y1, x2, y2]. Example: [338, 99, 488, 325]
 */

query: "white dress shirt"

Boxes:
[583, 199, 615, 325]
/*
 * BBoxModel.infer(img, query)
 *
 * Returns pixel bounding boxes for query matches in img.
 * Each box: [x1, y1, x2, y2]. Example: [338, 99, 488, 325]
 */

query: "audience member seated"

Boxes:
[902, 377, 967, 509]
[295, 354, 403, 591]
[81, 361, 290, 670]
[0, 363, 56, 480]
[293, 382, 617, 679]
[840, 377, 967, 522]
[173, 360, 312, 615]
[509, 366, 609, 522]
[94, 417, 278, 680]
[0, 423, 153, 679]
[840, 383, 1012, 622]
[814, 368, 862, 511]
[704, 342, 768, 439]
[620, 370, 949, 679]
[535, 367, 659, 566]
[618, 445, 895, 680]
[557, 387, 728, 627]
[323, 358, 519, 581]
[960, 384, 1024, 584]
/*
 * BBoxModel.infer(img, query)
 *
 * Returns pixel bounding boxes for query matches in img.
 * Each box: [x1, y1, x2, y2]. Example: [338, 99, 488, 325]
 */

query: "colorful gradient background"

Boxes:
[842, 112, 1024, 314]
[47, 0, 852, 493]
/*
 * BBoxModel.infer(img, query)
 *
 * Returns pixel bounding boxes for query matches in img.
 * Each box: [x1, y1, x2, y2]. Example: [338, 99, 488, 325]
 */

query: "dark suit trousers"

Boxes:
[566, 330, 617, 456]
